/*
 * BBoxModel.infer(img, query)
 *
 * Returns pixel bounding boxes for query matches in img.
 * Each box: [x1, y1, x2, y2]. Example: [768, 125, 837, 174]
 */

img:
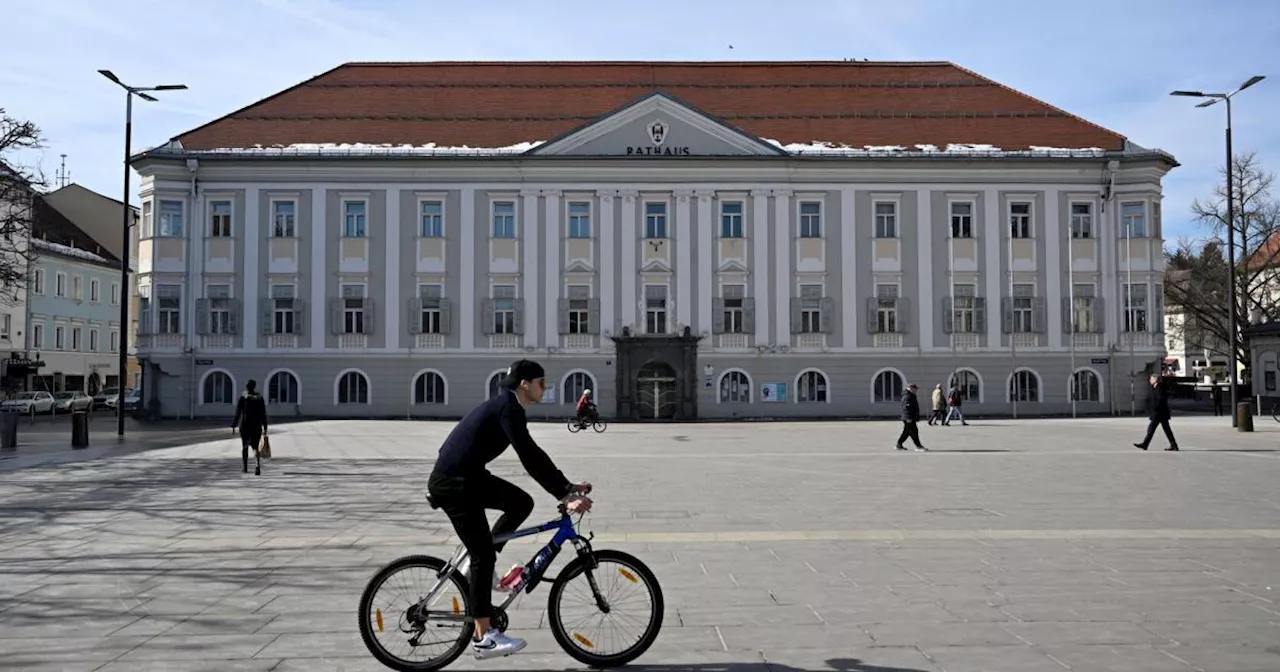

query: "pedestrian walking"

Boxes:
[928, 383, 945, 425]
[1134, 375, 1179, 451]
[232, 379, 270, 474]
[943, 384, 968, 426]
[896, 383, 928, 452]
[1211, 384, 1223, 416]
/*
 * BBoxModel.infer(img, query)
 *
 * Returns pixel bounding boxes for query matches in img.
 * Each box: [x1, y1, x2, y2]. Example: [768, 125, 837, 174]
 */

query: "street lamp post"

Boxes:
[1171, 75, 1265, 428]
[98, 70, 187, 437]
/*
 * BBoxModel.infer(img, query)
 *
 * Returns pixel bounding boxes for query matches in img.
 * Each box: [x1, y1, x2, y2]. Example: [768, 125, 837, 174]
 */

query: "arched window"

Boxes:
[948, 369, 982, 402]
[796, 369, 829, 403]
[719, 370, 751, 403]
[487, 371, 505, 399]
[202, 370, 234, 404]
[562, 371, 595, 405]
[267, 370, 299, 404]
[337, 370, 370, 404]
[872, 369, 904, 403]
[1009, 369, 1040, 403]
[414, 371, 447, 405]
[1071, 369, 1101, 402]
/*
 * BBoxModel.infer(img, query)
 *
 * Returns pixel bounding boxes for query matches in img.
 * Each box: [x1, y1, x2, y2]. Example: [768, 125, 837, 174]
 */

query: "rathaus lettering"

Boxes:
[625, 146, 693, 156]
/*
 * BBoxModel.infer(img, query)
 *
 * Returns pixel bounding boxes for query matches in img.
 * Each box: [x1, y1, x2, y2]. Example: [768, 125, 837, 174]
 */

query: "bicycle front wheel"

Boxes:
[592, 418, 608, 433]
[358, 554, 474, 672]
[547, 549, 664, 668]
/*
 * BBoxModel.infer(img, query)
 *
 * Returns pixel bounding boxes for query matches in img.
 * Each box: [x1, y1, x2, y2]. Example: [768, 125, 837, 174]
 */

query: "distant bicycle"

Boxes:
[567, 414, 607, 433]
[1271, 401, 1279, 423]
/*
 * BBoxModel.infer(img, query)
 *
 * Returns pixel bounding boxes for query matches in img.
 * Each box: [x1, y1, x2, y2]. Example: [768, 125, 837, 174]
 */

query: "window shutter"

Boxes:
[742, 297, 755, 334]
[897, 298, 911, 332]
[558, 298, 571, 335]
[1061, 297, 1072, 334]
[942, 297, 954, 334]
[329, 298, 342, 335]
[513, 299, 525, 334]
[1001, 297, 1014, 334]
[362, 298, 375, 334]
[712, 298, 725, 334]
[195, 299, 209, 335]
[974, 297, 986, 334]
[587, 298, 600, 334]
[260, 299, 274, 335]
[789, 297, 802, 334]
[1093, 296, 1104, 333]
[481, 299, 495, 335]
[1153, 292, 1164, 332]
[438, 298, 452, 335]
[227, 299, 240, 335]
[294, 300, 306, 335]
[1032, 297, 1047, 333]
[865, 298, 878, 334]
[818, 297, 833, 333]
[407, 298, 423, 335]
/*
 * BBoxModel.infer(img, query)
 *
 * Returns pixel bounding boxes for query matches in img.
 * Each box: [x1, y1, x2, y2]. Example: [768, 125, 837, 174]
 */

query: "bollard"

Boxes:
[71, 411, 90, 448]
[1236, 401, 1254, 432]
[0, 413, 17, 450]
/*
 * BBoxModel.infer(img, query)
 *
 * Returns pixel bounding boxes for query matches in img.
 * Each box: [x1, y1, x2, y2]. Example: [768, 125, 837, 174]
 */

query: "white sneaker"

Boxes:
[472, 630, 527, 659]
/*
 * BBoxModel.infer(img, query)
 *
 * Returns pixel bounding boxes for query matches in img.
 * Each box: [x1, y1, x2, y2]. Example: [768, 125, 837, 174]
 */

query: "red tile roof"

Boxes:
[173, 61, 1129, 152]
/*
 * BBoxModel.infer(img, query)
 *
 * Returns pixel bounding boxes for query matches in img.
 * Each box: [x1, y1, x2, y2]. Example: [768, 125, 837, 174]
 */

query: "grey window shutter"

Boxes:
[942, 297, 954, 334]
[1061, 297, 1072, 334]
[1093, 296, 1104, 332]
[1001, 297, 1014, 333]
[1032, 297, 1047, 333]
[260, 299, 274, 335]
[227, 299, 240, 335]
[481, 299, 495, 335]
[329, 298, 343, 335]
[742, 297, 755, 334]
[513, 299, 525, 334]
[558, 298, 571, 335]
[408, 298, 423, 334]
[439, 298, 452, 334]
[897, 298, 911, 332]
[789, 297, 802, 333]
[712, 298, 725, 333]
[818, 297, 834, 333]
[363, 298, 375, 334]
[587, 298, 600, 334]
[1153, 292, 1164, 332]
[294, 300, 306, 335]
[137, 309, 151, 335]
[865, 298, 878, 333]
[195, 299, 209, 335]
[974, 297, 986, 334]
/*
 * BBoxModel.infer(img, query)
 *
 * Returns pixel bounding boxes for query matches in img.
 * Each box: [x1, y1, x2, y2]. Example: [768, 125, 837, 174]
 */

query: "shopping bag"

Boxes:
[259, 433, 272, 459]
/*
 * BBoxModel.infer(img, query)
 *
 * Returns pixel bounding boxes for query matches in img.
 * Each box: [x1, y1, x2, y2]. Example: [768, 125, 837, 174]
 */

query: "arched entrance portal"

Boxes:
[635, 361, 680, 420]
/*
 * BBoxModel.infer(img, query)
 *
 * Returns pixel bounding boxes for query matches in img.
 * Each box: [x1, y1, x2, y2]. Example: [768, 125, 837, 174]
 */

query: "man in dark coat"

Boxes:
[232, 379, 270, 474]
[896, 383, 928, 452]
[1135, 375, 1179, 451]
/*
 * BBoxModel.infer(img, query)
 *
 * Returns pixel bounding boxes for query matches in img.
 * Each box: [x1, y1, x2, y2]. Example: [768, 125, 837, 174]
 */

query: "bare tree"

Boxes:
[1166, 152, 1280, 377]
[0, 109, 46, 306]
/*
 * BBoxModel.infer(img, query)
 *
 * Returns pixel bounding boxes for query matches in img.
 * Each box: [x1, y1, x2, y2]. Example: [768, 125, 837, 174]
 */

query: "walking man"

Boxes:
[1134, 374, 1179, 451]
[896, 383, 928, 452]
[928, 383, 945, 425]
[232, 379, 270, 474]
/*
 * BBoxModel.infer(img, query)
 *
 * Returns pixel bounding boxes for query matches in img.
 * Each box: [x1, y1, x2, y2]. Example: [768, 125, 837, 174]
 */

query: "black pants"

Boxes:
[241, 431, 261, 470]
[897, 421, 922, 448]
[1139, 417, 1178, 448]
[427, 473, 534, 619]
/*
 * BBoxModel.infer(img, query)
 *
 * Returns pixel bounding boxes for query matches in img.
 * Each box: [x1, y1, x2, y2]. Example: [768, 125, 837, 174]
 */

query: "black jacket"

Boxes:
[901, 389, 920, 422]
[431, 387, 573, 499]
[1148, 381, 1171, 421]
[233, 391, 268, 433]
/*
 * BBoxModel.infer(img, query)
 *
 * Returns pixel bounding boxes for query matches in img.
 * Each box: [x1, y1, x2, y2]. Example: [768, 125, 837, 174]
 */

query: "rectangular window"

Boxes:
[1071, 283, 1095, 333]
[90, 329, 99, 352]
[722, 284, 745, 334]
[111, 282, 120, 305]
[210, 200, 233, 237]
[950, 202, 974, 238]
[141, 202, 153, 237]
[158, 200, 184, 237]
[720, 202, 743, 238]
[55, 326, 65, 349]
[799, 284, 822, 333]
[32, 269, 44, 294]
[272, 201, 296, 237]
[31, 324, 43, 348]
[343, 202, 367, 238]
[90, 279, 100, 302]
[493, 285, 517, 334]
[1070, 203, 1093, 239]
[72, 276, 82, 301]
[206, 284, 232, 334]
[272, 285, 296, 334]
[644, 285, 668, 334]
[874, 202, 896, 238]
[419, 285, 443, 333]
[876, 285, 899, 333]
[1012, 284, 1035, 333]
[56, 273, 65, 297]
[567, 285, 590, 334]
[492, 202, 516, 238]
[644, 202, 667, 239]
[952, 284, 977, 333]
[1121, 202, 1146, 238]
[567, 202, 591, 238]
[420, 201, 443, 237]
[158, 285, 182, 334]
[1124, 283, 1148, 332]
[110, 331, 119, 352]
[798, 202, 821, 238]
[1010, 202, 1032, 238]
[342, 284, 366, 333]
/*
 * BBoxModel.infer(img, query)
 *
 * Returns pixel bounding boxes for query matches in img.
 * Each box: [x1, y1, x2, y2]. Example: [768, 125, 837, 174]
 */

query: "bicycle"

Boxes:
[358, 495, 663, 671]
[567, 412, 607, 433]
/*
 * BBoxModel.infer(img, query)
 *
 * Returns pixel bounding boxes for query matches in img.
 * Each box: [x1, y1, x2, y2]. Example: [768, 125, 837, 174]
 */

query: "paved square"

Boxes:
[2, 416, 1280, 671]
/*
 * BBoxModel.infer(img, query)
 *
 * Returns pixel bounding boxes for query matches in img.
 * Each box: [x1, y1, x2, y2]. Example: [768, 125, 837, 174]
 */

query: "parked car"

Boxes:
[1, 391, 55, 414]
[93, 387, 119, 409]
[53, 391, 94, 413]
[105, 389, 140, 412]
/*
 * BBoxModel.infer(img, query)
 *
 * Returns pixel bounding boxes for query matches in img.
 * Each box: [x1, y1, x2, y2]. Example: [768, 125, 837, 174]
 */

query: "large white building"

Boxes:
[129, 61, 1177, 421]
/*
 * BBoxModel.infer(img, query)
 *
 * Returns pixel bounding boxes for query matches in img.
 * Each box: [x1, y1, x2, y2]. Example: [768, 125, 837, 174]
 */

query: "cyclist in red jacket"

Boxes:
[575, 389, 597, 428]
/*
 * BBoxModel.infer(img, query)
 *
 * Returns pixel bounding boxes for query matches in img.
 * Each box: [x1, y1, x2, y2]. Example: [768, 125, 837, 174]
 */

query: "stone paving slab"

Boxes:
[0, 416, 1279, 671]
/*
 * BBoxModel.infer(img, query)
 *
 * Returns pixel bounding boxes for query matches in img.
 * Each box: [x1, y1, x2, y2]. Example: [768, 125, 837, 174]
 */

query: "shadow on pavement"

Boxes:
[481, 660, 932, 672]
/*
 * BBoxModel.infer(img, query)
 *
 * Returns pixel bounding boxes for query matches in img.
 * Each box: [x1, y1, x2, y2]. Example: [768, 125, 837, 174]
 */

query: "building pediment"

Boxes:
[717, 260, 750, 273]
[641, 257, 673, 273]
[564, 260, 595, 273]
[528, 92, 786, 158]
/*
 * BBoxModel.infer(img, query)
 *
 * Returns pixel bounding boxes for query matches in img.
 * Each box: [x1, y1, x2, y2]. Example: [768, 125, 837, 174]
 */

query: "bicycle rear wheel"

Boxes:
[547, 549, 663, 667]
[567, 418, 583, 433]
[358, 554, 474, 672]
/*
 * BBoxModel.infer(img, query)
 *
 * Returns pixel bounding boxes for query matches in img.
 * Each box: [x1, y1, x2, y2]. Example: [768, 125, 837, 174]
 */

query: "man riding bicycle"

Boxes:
[427, 359, 592, 660]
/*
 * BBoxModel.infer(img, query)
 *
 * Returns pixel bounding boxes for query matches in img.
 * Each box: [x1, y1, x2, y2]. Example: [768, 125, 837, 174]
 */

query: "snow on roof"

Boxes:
[153, 140, 1115, 159]
[32, 238, 113, 265]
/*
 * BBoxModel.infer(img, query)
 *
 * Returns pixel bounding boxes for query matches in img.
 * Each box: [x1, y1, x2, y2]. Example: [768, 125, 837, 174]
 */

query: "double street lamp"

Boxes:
[98, 70, 187, 437]
[1170, 76, 1265, 428]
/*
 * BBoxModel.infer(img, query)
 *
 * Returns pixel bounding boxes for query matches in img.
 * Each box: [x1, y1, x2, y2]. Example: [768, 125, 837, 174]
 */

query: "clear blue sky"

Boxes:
[4, 0, 1277, 246]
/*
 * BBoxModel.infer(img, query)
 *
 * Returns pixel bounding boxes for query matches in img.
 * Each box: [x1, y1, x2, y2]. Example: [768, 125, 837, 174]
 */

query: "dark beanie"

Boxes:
[502, 359, 545, 388]
[246, 379, 257, 391]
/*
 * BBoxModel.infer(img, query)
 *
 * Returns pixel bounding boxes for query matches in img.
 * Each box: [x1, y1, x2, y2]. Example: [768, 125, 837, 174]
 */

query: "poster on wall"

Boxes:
[760, 383, 787, 402]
